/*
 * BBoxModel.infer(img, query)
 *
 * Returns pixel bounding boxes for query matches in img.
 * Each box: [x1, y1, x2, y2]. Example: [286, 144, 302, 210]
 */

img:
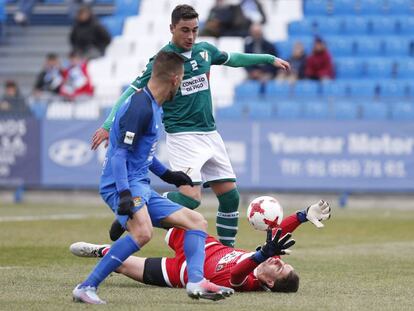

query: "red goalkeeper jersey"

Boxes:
[161, 214, 301, 291]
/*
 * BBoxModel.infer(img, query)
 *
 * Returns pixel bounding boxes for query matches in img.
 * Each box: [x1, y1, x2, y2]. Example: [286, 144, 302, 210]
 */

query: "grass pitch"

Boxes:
[0, 200, 413, 311]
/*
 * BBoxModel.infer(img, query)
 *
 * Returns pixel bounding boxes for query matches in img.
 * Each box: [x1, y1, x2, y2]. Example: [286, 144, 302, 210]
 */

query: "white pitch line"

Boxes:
[0, 266, 21, 270]
[0, 213, 109, 222]
[0, 211, 221, 223]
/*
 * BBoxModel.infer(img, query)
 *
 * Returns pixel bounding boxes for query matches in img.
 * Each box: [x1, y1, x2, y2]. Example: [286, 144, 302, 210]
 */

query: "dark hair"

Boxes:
[270, 270, 300, 293]
[46, 53, 58, 60]
[152, 51, 185, 80]
[5, 80, 17, 89]
[68, 50, 81, 58]
[171, 4, 198, 25]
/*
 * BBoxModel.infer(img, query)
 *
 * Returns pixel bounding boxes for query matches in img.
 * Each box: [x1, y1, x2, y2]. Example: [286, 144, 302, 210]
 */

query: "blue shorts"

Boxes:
[100, 180, 182, 229]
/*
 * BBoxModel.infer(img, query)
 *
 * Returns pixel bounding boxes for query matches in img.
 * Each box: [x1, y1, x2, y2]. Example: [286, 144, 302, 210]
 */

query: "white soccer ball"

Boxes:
[247, 196, 284, 231]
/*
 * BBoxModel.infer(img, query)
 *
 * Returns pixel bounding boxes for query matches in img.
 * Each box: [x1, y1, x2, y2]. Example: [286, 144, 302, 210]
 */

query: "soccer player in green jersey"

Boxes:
[91, 5, 290, 247]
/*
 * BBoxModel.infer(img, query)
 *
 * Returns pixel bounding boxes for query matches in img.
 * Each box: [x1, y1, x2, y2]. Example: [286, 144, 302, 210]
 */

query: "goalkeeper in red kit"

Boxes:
[71, 200, 330, 293]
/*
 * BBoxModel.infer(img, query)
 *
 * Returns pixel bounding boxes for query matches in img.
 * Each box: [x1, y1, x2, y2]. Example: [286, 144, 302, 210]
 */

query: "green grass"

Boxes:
[0, 203, 413, 311]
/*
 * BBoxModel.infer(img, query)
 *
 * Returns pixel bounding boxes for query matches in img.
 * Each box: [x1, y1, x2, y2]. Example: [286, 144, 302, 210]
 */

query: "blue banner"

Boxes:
[39, 119, 414, 192]
[218, 120, 414, 191]
[0, 118, 41, 186]
[42, 120, 105, 187]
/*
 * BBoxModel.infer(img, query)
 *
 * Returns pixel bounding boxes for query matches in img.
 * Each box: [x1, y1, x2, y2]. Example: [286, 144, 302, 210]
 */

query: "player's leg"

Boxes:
[164, 133, 210, 209]
[149, 192, 234, 300]
[73, 187, 153, 304]
[209, 181, 240, 247]
[70, 242, 183, 288]
[202, 132, 239, 247]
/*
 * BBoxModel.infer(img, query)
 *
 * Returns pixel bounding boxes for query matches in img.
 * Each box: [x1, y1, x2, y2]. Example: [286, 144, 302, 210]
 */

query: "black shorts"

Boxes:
[143, 258, 168, 287]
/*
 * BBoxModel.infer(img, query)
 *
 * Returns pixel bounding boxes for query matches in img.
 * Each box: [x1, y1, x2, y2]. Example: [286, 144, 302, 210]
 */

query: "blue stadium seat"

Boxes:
[314, 17, 343, 35]
[378, 80, 409, 98]
[407, 81, 414, 97]
[235, 81, 262, 100]
[391, 102, 414, 120]
[115, 0, 140, 16]
[370, 17, 397, 35]
[304, 0, 329, 15]
[325, 37, 355, 57]
[216, 105, 244, 119]
[355, 37, 383, 56]
[388, 0, 414, 14]
[362, 102, 389, 120]
[100, 16, 124, 37]
[397, 17, 414, 34]
[384, 37, 410, 56]
[343, 17, 369, 34]
[365, 58, 394, 79]
[303, 101, 329, 119]
[265, 81, 291, 99]
[348, 80, 379, 98]
[335, 58, 363, 79]
[44, 0, 64, 3]
[358, 0, 385, 15]
[274, 41, 291, 59]
[333, 101, 359, 120]
[288, 20, 313, 36]
[321, 80, 350, 98]
[0, 0, 5, 22]
[30, 103, 48, 119]
[332, 0, 356, 15]
[292, 81, 320, 98]
[275, 101, 302, 119]
[95, 0, 115, 3]
[396, 59, 414, 78]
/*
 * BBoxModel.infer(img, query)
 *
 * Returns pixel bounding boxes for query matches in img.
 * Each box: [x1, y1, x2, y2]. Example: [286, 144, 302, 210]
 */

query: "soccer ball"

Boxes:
[247, 196, 284, 231]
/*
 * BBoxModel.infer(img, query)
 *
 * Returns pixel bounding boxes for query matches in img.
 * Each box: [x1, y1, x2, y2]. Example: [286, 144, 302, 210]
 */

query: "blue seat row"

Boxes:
[335, 58, 414, 79]
[100, 0, 141, 36]
[234, 80, 414, 100]
[288, 16, 414, 36]
[276, 36, 414, 59]
[304, 0, 414, 16]
[216, 100, 414, 120]
[0, 0, 5, 21]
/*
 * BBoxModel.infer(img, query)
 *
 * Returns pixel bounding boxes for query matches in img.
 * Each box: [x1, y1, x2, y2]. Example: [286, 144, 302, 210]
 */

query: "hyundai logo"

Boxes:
[49, 139, 93, 167]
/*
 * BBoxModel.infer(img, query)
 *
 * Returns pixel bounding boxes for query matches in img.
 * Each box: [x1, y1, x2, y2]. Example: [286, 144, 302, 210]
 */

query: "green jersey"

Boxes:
[131, 42, 228, 134]
[101, 44, 276, 132]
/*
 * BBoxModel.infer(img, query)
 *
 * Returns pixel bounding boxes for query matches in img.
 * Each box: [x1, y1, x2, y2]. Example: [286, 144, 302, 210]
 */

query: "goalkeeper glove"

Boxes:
[297, 200, 331, 228]
[161, 170, 194, 187]
[252, 229, 295, 263]
[118, 190, 134, 219]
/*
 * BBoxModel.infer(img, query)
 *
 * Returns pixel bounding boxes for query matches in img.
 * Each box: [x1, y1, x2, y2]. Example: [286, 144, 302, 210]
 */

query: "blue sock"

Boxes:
[81, 235, 140, 288]
[184, 230, 207, 283]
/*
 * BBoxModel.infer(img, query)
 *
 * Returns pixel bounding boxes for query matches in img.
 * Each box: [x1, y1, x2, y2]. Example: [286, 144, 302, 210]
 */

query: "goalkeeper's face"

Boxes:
[257, 257, 294, 288]
[170, 18, 199, 51]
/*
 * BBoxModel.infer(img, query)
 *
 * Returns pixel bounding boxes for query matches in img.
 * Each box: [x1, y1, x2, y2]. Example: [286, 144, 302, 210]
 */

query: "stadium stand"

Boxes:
[218, 0, 414, 121]
[1, 0, 413, 121]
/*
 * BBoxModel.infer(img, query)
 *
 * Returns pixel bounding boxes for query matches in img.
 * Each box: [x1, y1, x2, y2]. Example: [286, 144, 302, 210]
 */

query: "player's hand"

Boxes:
[91, 127, 109, 150]
[273, 57, 291, 71]
[306, 200, 331, 228]
[260, 228, 295, 258]
[161, 170, 194, 187]
[118, 190, 134, 219]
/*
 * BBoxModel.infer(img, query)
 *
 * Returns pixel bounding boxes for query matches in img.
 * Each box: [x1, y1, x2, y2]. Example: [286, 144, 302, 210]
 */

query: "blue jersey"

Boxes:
[100, 87, 166, 193]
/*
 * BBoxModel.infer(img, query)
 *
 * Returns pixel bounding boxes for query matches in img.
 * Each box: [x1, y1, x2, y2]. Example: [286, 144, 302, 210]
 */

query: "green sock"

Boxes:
[216, 188, 240, 247]
[166, 191, 201, 210]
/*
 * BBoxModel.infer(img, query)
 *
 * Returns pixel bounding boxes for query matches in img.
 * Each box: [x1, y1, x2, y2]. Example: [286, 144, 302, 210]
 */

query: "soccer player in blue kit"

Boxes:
[72, 51, 234, 304]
